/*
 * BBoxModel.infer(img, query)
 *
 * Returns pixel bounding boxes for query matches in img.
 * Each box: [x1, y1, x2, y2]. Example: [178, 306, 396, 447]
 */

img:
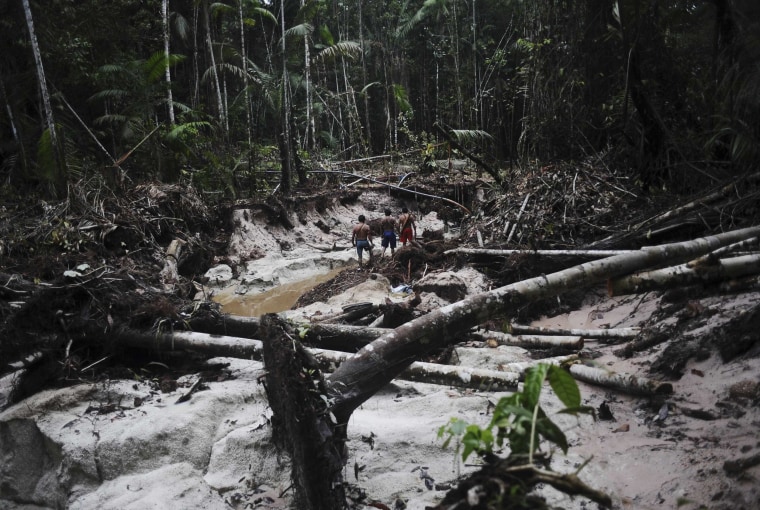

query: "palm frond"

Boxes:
[210, 2, 235, 17]
[285, 23, 314, 39]
[166, 121, 212, 141]
[449, 129, 494, 145]
[314, 41, 362, 63]
[171, 11, 190, 42]
[251, 6, 277, 24]
[89, 89, 130, 102]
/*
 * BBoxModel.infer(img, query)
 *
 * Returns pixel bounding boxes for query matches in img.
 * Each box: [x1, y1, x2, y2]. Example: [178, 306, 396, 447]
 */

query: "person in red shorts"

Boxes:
[398, 207, 416, 246]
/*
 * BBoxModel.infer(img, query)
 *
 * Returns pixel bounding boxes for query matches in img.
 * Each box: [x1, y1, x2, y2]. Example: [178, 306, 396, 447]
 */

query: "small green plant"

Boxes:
[438, 363, 593, 463]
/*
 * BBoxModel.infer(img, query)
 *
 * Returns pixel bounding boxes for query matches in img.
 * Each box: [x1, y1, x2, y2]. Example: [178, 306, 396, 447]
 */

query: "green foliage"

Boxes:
[438, 364, 593, 462]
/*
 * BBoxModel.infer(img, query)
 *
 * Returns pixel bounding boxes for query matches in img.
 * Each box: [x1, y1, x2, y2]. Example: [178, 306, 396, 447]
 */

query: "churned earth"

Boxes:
[2, 178, 760, 510]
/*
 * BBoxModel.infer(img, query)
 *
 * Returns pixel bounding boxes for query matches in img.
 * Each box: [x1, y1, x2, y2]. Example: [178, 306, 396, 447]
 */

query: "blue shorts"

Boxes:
[381, 231, 397, 249]
[356, 239, 370, 256]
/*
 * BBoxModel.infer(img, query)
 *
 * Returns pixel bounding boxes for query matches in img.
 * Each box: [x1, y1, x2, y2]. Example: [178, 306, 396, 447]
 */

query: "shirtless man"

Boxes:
[379, 208, 397, 258]
[398, 207, 417, 246]
[351, 214, 374, 268]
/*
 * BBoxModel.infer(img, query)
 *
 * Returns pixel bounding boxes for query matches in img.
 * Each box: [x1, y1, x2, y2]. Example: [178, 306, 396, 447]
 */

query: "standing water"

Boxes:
[213, 267, 345, 316]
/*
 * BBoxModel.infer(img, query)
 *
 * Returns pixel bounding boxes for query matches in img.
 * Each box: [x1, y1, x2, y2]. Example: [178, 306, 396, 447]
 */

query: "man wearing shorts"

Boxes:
[398, 207, 416, 246]
[351, 214, 374, 268]
[379, 208, 397, 258]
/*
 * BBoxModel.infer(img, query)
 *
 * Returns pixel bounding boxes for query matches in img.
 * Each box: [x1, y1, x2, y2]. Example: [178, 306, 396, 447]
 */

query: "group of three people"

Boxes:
[350, 207, 417, 268]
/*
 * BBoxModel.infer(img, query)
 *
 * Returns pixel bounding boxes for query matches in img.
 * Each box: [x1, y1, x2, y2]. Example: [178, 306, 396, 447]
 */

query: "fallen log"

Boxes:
[326, 226, 759, 422]
[506, 324, 640, 340]
[568, 363, 673, 395]
[103, 327, 527, 391]
[445, 248, 636, 258]
[469, 329, 583, 350]
[608, 253, 760, 296]
[188, 313, 390, 350]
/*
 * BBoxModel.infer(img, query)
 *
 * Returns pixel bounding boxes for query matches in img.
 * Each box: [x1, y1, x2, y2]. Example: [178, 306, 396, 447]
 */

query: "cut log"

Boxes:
[469, 329, 583, 350]
[326, 226, 760, 422]
[506, 324, 640, 340]
[608, 253, 760, 296]
[568, 363, 673, 395]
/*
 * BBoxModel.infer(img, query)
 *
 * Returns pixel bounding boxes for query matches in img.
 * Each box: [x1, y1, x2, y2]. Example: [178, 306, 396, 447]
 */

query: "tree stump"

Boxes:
[260, 314, 347, 510]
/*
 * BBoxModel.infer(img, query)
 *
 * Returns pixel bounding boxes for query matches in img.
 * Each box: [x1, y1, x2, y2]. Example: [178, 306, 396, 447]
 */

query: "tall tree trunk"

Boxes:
[302, 0, 315, 150]
[204, 1, 226, 132]
[22, 0, 65, 196]
[279, 0, 293, 192]
[162, 0, 176, 124]
[238, 0, 252, 149]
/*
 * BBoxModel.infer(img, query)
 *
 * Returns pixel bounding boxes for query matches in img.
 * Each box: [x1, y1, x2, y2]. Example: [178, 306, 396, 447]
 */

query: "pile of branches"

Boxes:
[471, 160, 760, 252]
[0, 178, 224, 405]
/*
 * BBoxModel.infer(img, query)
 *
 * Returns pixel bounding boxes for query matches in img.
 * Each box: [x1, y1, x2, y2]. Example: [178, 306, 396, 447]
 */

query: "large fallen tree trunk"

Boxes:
[325, 226, 760, 423]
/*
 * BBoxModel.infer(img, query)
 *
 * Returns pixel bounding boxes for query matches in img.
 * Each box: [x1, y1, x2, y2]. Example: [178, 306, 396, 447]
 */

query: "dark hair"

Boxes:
[401, 207, 409, 213]
[358, 215, 366, 222]
[384, 208, 391, 216]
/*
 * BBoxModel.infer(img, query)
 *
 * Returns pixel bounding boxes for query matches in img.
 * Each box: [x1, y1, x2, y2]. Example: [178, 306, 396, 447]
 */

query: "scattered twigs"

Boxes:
[588, 172, 760, 248]
[506, 464, 613, 508]
[310, 169, 471, 214]
[568, 363, 673, 395]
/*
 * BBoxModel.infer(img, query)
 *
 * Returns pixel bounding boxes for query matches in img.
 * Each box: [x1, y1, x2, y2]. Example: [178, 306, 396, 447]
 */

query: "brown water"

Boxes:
[213, 267, 345, 316]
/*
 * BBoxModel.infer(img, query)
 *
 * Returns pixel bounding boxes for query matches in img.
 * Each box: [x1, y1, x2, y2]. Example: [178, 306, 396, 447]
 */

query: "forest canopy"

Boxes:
[1, 0, 759, 198]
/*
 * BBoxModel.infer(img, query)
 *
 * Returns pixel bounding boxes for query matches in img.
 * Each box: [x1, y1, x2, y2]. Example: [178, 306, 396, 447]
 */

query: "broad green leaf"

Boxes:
[536, 413, 569, 453]
[548, 365, 580, 409]
[523, 364, 549, 410]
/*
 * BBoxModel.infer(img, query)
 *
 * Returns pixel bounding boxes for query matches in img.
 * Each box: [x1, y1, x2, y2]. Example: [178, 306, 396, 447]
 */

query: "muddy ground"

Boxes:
[2, 162, 760, 509]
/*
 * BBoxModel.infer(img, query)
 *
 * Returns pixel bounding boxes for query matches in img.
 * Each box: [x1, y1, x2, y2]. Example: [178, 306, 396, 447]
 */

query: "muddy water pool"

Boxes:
[213, 267, 345, 316]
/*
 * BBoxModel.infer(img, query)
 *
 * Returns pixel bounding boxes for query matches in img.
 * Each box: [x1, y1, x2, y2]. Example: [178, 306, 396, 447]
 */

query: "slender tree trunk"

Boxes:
[162, 0, 175, 124]
[238, 0, 252, 149]
[191, 5, 200, 109]
[302, 0, 314, 150]
[204, 1, 226, 132]
[279, 0, 293, 192]
[22, 0, 65, 195]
